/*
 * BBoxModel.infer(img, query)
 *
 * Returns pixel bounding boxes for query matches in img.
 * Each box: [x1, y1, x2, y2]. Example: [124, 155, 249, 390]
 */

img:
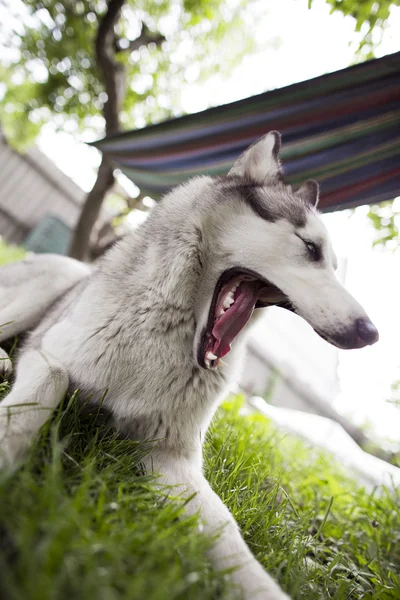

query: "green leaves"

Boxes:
[308, 0, 400, 53]
[367, 200, 400, 250]
[0, 0, 255, 148]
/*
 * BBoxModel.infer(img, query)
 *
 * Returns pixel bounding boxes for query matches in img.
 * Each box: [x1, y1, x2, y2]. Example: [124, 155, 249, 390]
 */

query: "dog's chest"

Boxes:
[111, 365, 227, 448]
[43, 309, 228, 447]
[85, 354, 227, 450]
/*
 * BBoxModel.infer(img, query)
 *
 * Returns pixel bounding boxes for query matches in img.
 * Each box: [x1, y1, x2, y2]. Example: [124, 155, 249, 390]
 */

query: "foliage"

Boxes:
[0, 0, 255, 148]
[308, 0, 400, 54]
[367, 200, 400, 249]
[387, 377, 400, 410]
[0, 388, 399, 599]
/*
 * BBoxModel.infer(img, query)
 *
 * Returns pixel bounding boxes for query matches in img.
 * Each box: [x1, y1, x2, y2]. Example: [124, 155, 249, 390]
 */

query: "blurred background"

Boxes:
[0, 0, 399, 478]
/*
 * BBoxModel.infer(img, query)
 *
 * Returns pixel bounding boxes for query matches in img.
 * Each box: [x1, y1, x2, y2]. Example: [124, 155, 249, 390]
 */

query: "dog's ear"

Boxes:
[228, 131, 282, 184]
[295, 179, 319, 207]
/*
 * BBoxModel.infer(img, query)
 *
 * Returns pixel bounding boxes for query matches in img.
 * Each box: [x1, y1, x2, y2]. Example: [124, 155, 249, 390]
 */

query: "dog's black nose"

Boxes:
[356, 318, 379, 346]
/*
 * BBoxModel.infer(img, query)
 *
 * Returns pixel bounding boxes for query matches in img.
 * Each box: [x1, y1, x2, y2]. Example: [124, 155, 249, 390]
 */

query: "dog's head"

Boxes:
[175, 131, 379, 369]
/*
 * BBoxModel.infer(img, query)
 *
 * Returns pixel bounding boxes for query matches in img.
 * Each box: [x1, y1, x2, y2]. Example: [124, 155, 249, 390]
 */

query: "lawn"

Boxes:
[0, 240, 26, 266]
[0, 387, 399, 600]
[0, 244, 399, 599]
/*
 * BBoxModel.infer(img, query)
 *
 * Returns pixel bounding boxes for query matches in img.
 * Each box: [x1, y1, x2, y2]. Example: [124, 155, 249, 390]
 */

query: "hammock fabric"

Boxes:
[93, 52, 400, 212]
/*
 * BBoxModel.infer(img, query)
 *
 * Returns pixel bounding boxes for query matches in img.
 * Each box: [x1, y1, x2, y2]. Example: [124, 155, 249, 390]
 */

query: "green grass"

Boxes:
[0, 387, 399, 600]
[0, 240, 25, 265]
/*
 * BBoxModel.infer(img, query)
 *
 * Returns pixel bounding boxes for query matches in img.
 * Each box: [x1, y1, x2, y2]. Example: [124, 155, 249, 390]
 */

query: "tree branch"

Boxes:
[115, 26, 165, 53]
[95, 0, 126, 135]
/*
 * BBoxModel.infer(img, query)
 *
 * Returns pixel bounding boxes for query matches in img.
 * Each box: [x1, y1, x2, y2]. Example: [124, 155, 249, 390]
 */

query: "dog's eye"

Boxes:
[304, 240, 321, 261]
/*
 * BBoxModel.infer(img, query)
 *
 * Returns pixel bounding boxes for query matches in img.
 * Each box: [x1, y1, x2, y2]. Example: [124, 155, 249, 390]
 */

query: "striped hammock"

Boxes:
[93, 51, 400, 212]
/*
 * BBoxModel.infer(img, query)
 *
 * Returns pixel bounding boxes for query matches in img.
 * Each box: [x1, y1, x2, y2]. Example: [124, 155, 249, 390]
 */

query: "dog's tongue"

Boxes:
[212, 281, 259, 358]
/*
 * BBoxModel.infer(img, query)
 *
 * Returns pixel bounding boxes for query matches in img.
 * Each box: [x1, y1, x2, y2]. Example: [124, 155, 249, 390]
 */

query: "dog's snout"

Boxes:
[314, 317, 380, 349]
[356, 318, 379, 346]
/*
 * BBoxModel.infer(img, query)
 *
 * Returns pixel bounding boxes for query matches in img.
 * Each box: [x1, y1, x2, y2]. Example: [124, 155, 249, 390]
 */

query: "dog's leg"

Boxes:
[148, 451, 290, 600]
[0, 349, 68, 469]
[0, 347, 12, 377]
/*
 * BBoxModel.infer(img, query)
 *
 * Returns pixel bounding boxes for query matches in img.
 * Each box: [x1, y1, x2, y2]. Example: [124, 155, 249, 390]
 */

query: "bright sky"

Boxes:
[35, 0, 400, 445]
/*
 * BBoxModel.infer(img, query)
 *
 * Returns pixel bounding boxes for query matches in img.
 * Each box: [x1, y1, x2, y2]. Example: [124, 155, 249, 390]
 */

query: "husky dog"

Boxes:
[0, 132, 378, 599]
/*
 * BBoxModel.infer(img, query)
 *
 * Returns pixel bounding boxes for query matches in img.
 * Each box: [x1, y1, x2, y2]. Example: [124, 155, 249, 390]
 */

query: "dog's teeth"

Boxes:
[216, 358, 228, 367]
[206, 351, 217, 361]
[222, 291, 235, 309]
[205, 358, 211, 368]
[219, 308, 225, 316]
[223, 297, 234, 309]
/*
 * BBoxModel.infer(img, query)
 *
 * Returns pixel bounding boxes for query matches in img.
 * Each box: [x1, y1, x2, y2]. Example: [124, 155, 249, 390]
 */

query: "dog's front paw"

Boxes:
[0, 347, 12, 378]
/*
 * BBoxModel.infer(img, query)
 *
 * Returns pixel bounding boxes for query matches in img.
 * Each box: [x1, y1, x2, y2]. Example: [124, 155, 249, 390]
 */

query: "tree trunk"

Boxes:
[67, 0, 164, 262]
[68, 156, 115, 261]
[68, 0, 125, 261]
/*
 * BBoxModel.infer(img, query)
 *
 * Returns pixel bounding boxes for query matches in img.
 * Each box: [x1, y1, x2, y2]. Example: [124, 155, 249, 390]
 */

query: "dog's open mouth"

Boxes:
[199, 267, 292, 369]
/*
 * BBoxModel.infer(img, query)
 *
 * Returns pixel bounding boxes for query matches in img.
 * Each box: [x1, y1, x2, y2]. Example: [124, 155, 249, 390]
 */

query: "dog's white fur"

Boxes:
[0, 133, 378, 599]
